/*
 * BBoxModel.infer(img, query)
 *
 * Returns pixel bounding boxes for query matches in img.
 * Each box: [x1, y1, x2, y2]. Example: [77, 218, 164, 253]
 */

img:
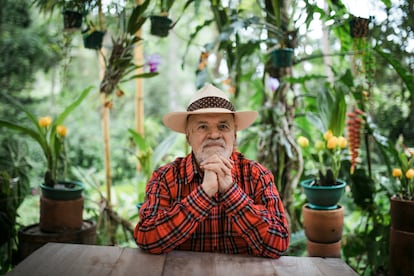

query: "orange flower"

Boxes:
[392, 168, 402, 178]
[56, 125, 67, 137]
[327, 136, 338, 149]
[324, 130, 333, 141]
[297, 136, 309, 148]
[406, 169, 414, 179]
[38, 116, 52, 128]
[337, 136, 347, 148]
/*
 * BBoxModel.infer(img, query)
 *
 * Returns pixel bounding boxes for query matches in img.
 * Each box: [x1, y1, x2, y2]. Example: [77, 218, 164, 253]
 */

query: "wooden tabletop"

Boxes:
[8, 242, 357, 276]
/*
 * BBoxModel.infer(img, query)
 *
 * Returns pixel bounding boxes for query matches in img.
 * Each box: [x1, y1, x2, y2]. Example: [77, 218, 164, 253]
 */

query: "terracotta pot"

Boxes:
[306, 239, 341, 258]
[389, 196, 414, 275]
[39, 181, 84, 233]
[390, 227, 414, 276]
[302, 204, 344, 243]
[390, 196, 414, 232]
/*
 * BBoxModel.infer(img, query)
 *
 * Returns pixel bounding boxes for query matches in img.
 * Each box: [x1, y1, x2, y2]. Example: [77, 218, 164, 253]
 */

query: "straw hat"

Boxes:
[162, 83, 258, 133]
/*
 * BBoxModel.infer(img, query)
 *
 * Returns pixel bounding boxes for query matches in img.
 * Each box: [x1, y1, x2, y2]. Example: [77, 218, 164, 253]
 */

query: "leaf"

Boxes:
[121, 72, 159, 83]
[152, 133, 178, 169]
[375, 46, 414, 102]
[54, 86, 93, 127]
[127, 0, 150, 35]
[128, 129, 150, 152]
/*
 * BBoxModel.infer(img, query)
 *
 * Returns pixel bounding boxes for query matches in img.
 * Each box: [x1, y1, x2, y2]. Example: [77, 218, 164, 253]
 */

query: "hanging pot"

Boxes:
[300, 179, 346, 210]
[83, 30, 105, 50]
[39, 181, 84, 233]
[62, 10, 83, 31]
[271, 48, 294, 68]
[150, 15, 173, 37]
[349, 16, 370, 38]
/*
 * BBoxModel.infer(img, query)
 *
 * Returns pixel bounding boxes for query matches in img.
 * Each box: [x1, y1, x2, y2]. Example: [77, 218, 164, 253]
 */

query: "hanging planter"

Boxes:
[62, 10, 83, 31]
[83, 30, 105, 50]
[150, 15, 173, 37]
[271, 48, 294, 68]
[349, 16, 370, 38]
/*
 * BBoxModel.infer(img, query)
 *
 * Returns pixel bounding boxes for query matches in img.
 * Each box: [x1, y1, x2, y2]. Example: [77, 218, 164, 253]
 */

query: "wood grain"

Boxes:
[7, 243, 358, 276]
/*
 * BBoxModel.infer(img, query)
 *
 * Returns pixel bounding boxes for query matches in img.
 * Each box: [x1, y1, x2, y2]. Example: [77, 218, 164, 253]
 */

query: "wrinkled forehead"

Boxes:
[186, 113, 235, 125]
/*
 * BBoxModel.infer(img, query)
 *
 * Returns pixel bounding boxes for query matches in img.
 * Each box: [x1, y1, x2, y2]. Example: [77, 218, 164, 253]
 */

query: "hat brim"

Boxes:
[162, 109, 258, 133]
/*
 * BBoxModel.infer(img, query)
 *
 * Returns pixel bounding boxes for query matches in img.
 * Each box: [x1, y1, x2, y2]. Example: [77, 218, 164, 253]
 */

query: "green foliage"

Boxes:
[0, 87, 93, 187]
[0, 0, 62, 95]
[0, 138, 32, 273]
[128, 129, 178, 202]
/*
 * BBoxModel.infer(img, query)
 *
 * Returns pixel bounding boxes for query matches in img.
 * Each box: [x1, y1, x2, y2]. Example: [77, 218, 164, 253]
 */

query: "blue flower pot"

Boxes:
[300, 179, 346, 210]
[40, 180, 84, 201]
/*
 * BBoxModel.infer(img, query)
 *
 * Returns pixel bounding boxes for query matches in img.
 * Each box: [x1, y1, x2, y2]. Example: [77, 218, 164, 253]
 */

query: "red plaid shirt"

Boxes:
[134, 152, 289, 258]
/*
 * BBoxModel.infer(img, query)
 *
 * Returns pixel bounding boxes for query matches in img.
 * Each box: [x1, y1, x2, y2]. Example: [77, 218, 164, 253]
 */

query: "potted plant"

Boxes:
[297, 85, 348, 257]
[33, 0, 96, 31]
[0, 87, 92, 233]
[82, 21, 106, 50]
[150, 0, 175, 37]
[388, 143, 414, 275]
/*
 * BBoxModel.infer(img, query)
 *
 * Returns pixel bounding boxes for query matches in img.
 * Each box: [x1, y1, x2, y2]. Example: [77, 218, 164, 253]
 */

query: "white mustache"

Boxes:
[203, 140, 225, 148]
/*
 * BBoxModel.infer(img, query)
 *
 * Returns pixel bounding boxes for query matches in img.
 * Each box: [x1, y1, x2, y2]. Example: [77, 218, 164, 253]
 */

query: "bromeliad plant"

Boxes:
[391, 146, 414, 201]
[298, 130, 348, 186]
[0, 87, 92, 188]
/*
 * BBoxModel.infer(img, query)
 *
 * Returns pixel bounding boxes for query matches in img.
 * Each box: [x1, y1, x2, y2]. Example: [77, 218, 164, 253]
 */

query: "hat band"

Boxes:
[187, 96, 235, 112]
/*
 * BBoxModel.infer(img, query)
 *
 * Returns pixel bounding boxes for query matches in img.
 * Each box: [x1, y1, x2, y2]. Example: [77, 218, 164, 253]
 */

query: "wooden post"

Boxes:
[135, 0, 144, 172]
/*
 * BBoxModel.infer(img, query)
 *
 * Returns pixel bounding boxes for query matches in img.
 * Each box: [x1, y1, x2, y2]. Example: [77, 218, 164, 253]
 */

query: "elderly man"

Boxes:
[134, 84, 289, 258]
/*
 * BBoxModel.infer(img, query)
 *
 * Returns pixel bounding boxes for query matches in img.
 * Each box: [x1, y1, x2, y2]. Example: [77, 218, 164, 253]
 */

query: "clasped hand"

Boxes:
[200, 154, 234, 197]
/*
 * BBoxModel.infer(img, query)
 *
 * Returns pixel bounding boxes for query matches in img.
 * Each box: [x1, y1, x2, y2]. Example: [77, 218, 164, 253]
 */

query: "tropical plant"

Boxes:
[298, 129, 348, 186]
[0, 87, 92, 187]
[298, 83, 348, 186]
[127, 129, 178, 203]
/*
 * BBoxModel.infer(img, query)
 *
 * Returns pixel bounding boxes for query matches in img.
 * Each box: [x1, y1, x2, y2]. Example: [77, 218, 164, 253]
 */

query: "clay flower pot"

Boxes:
[302, 204, 344, 243]
[306, 240, 342, 258]
[389, 196, 414, 275]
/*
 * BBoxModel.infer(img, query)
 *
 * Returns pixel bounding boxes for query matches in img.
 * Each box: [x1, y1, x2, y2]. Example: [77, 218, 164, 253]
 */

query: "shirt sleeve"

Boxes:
[220, 169, 290, 258]
[134, 171, 216, 254]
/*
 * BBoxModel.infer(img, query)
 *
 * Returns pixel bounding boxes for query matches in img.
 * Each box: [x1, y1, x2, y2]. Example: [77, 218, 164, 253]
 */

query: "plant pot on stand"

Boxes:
[39, 180, 84, 232]
[18, 181, 96, 261]
[389, 196, 414, 276]
[301, 179, 346, 258]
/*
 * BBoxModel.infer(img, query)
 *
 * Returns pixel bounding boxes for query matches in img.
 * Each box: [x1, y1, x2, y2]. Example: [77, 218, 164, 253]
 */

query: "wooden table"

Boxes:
[7, 242, 357, 276]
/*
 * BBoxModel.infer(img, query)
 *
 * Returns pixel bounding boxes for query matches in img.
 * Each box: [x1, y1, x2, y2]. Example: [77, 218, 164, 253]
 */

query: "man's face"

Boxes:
[186, 113, 236, 164]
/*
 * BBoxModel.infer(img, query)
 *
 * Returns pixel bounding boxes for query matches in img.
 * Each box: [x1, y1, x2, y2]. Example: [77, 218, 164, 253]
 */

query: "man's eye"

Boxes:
[218, 124, 230, 131]
[198, 125, 208, 130]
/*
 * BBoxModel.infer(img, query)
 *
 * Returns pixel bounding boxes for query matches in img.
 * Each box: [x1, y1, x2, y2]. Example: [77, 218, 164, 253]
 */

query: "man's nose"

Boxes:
[208, 127, 222, 138]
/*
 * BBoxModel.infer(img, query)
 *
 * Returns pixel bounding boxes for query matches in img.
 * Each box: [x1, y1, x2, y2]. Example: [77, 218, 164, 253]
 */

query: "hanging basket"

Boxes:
[83, 30, 105, 50]
[62, 10, 83, 31]
[349, 16, 370, 38]
[271, 48, 294, 68]
[150, 15, 173, 37]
